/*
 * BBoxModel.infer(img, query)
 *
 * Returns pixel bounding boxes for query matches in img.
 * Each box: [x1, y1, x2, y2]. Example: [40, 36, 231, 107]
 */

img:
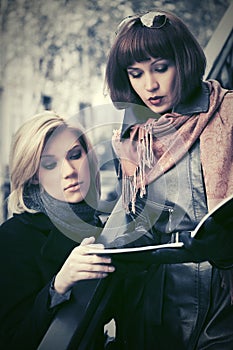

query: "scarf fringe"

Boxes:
[121, 124, 155, 213]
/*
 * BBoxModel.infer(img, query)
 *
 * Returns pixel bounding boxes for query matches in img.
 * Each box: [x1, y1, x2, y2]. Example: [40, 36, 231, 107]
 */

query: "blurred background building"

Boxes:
[0, 0, 232, 222]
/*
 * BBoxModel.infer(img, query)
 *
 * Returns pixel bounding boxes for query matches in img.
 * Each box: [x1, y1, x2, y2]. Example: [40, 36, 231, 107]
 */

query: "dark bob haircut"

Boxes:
[105, 10, 206, 109]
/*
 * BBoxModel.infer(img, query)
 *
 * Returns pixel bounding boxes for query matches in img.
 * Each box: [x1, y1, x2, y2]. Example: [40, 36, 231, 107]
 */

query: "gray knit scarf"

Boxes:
[23, 185, 102, 243]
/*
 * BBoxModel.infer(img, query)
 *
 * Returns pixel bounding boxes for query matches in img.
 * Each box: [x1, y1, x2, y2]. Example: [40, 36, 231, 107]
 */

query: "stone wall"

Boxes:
[0, 0, 230, 222]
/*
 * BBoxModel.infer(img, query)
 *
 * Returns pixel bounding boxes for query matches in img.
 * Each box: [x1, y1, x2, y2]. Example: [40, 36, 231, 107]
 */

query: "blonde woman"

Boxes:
[0, 111, 115, 349]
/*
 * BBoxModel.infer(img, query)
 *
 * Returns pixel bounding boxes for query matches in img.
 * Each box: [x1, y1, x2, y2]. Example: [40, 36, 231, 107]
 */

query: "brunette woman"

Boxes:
[104, 10, 233, 349]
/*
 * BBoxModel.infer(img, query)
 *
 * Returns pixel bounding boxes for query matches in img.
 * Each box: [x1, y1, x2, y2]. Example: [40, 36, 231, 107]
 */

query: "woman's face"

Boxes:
[127, 57, 177, 114]
[38, 129, 90, 203]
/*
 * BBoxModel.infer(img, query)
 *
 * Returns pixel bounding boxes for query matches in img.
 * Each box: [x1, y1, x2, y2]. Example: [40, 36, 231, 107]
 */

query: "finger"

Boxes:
[74, 271, 109, 280]
[71, 246, 113, 265]
[86, 263, 115, 273]
[80, 253, 113, 265]
[80, 236, 95, 246]
[70, 247, 112, 264]
[73, 263, 115, 275]
[85, 243, 105, 251]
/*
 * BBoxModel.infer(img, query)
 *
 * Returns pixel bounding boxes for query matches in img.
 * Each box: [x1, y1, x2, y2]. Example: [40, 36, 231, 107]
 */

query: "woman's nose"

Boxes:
[145, 73, 159, 91]
[62, 159, 76, 178]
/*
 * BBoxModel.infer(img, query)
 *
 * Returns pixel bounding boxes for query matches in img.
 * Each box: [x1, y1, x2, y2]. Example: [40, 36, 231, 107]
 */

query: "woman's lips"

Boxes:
[148, 96, 163, 106]
[64, 182, 81, 192]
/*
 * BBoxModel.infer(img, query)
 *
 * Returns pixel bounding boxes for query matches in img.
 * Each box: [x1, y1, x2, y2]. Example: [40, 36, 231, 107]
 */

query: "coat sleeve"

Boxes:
[0, 218, 58, 350]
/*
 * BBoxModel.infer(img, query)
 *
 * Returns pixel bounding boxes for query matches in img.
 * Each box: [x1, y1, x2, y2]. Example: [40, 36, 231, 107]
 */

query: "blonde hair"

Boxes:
[8, 111, 100, 214]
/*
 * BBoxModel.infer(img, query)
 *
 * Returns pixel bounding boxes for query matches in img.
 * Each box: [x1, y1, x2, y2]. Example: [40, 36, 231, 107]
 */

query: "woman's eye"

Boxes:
[154, 64, 168, 73]
[41, 162, 57, 170]
[69, 149, 82, 160]
[127, 70, 142, 79]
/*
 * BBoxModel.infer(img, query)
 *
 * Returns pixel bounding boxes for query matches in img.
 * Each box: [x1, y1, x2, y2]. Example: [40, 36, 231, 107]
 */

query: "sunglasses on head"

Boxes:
[116, 11, 169, 34]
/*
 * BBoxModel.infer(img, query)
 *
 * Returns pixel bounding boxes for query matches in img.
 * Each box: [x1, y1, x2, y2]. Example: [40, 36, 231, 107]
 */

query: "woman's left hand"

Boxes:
[53, 237, 115, 294]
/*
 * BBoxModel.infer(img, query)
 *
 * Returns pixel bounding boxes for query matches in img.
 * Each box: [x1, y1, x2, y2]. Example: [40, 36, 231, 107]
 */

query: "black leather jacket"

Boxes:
[99, 83, 233, 349]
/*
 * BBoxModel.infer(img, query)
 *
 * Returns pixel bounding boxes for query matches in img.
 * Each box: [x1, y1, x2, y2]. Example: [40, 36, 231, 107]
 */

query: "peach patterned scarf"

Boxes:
[112, 80, 233, 213]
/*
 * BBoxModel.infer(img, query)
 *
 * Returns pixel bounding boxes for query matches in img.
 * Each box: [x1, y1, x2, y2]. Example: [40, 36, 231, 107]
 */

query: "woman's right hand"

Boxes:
[54, 236, 115, 294]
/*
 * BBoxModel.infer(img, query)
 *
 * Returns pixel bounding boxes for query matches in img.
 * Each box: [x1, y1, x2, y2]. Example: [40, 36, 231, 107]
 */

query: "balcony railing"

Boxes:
[204, 1, 233, 89]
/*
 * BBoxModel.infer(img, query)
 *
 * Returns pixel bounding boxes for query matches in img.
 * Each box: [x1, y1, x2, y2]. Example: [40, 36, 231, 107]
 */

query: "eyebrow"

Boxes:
[127, 67, 141, 71]
[41, 142, 82, 159]
[68, 143, 82, 151]
[40, 154, 55, 159]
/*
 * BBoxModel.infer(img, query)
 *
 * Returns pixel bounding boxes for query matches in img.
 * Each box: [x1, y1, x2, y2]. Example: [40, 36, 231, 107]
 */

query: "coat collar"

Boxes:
[121, 82, 210, 138]
[173, 81, 210, 115]
[17, 212, 78, 264]
[41, 227, 78, 264]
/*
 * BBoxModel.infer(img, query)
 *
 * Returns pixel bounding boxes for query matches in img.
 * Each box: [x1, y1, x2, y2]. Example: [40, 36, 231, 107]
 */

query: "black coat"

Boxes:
[0, 212, 107, 350]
